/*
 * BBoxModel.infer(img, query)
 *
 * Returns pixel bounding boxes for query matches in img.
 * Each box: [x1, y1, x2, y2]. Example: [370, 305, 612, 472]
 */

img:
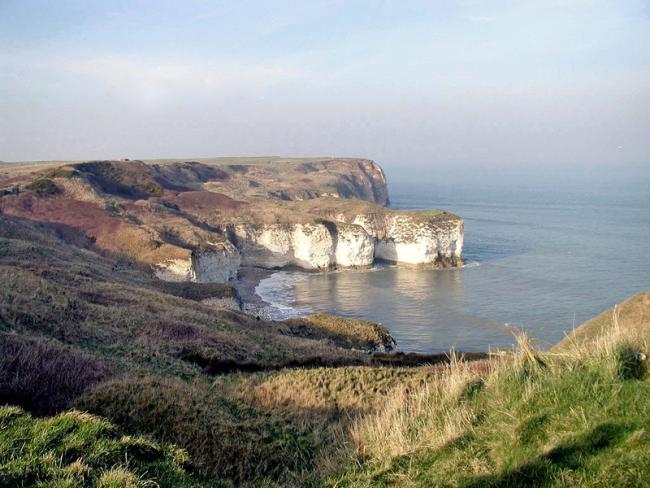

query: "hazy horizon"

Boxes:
[1, 1, 649, 175]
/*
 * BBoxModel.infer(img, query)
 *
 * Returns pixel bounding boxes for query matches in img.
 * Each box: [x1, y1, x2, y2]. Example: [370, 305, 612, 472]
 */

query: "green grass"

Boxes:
[0, 405, 220, 488]
[77, 376, 323, 486]
[2, 159, 650, 486]
[328, 331, 650, 487]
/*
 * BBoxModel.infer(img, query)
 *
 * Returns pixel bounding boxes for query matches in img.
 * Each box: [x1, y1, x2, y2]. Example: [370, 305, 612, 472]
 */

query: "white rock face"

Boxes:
[234, 224, 296, 268]
[375, 215, 463, 266]
[231, 211, 463, 270]
[154, 257, 195, 282]
[292, 223, 335, 268]
[335, 223, 375, 267]
[154, 242, 240, 283]
[193, 245, 241, 283]
[350, 213, 464, 266]
[155, 211, 462, 282]
[233, 221, 375, 269]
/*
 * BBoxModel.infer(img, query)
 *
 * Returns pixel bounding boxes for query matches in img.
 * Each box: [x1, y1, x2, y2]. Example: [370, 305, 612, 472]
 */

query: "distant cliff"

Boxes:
[0, 157, 462, 282]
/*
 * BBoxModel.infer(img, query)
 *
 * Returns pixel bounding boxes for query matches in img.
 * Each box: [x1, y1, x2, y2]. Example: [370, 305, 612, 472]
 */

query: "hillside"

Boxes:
[1, 157, 648, 487]
[0, 158, 463, 279]
[552, 292, 650, 352]
[2, 281, 648, 486]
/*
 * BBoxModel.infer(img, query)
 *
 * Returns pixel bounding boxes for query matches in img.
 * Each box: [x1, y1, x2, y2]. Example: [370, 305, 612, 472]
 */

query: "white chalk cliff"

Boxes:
[154, 208, 463, 282]
[226, 211, 463, 273]
[147, 159, 463, 283]
[155, 241, 240, 283]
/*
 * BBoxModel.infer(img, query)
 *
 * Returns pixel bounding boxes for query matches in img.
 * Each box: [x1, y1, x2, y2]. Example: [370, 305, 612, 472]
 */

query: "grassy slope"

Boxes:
[552, 292, 650, 352]
[1, 159, 647, 487]
[2, 222, 649, 487]
[329, 300, 650, 488]
[0, 214, 389, 486]
[0, 405, 217, 488]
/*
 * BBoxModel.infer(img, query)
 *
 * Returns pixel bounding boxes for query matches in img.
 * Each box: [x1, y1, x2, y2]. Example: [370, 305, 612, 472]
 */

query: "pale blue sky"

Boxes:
[1, 0, 649, 175]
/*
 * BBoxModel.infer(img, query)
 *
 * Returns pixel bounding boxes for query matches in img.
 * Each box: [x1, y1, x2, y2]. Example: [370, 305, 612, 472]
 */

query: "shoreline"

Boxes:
[231, 266, 291, 320]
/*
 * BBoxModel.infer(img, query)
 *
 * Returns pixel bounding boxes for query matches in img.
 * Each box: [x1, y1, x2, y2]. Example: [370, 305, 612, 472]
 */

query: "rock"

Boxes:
[374, 214, 464, 266]
[154, 242, 240, 283]
[349, 211, 464, 267]
[334, 222, 375, 268]
[229, 206, 463, 271]
[193, 243, 241, 282]
[232, 221, 377, 270]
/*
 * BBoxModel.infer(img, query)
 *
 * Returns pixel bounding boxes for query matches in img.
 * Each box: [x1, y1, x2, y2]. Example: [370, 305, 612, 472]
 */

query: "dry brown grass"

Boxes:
[347, 356, 486, 466]
[217, 366, 441, 423]
[0, 334, 113, 415]
[0, 214, 373, 379]
[284, 313, 396, 352]
[552, 292, 650, 352]
[77, 376, 321, 486]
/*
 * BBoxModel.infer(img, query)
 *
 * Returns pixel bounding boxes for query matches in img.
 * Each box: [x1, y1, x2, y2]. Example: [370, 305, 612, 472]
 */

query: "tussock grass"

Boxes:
[77, 376, 319, 486]
[0, 335, 113, 415]
[284, 314, 396, 352]
[0, 406, 217, 488]
[329, 311, 650, 487]
[349, 356, 485, 465]
[217, 366, 441, 423]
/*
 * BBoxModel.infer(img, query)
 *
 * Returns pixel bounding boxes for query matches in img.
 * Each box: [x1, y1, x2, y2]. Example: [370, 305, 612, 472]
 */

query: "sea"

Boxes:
[255, 172, 650, 352]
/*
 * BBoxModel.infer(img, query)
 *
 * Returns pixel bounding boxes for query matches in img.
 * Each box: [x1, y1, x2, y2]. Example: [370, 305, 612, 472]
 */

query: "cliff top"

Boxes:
[0, 157, 461, 270]
[551, 291, 650, 352]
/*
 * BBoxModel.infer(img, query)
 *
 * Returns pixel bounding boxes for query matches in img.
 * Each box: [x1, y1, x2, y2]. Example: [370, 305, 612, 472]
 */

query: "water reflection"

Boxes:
[269, 265, 515, 353]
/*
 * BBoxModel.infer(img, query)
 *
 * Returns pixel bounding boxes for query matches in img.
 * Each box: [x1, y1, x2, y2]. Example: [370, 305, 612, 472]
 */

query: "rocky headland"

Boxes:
[0, 157, 463, 286]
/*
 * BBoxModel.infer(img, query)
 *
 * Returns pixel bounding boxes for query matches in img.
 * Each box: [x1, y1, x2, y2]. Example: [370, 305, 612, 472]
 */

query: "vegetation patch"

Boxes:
[329, 328, 650, 487]
[78, 377, 321, 486]
[74, 161, 163, 198]
[285, 313, 396, 352]
[0, 335, 113, 415]
[25, 178, 61, 196]
[0, 406, 215, 488]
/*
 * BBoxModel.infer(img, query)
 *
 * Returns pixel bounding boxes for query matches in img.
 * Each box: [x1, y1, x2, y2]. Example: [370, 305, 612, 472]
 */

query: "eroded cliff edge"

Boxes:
[0, 157, 463, 283]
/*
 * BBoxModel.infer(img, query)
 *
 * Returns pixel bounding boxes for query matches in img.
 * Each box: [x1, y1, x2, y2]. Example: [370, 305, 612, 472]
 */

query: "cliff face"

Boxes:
[232, 221, 376, 270]
[226, 204, 463, 271]
[0, 157, 462, 283]
[352, 212, 464, 267]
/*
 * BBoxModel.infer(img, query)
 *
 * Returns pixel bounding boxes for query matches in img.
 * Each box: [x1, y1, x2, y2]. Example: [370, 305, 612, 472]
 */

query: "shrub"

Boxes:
[25, 178, 61, 196]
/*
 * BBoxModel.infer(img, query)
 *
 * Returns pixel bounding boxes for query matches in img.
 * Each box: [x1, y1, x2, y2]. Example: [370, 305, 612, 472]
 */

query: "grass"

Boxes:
[25, 178, 61, 196]
[553, 292, 650, 352]
[0, 335, 112, 415]
[2, 158, 649, 486]
[0, 214, 372, 380]
[0, 405, 219, 488]
[77, 376, 321, 486]
[284, 313, 396, 352]
[328, 315, 650, 487]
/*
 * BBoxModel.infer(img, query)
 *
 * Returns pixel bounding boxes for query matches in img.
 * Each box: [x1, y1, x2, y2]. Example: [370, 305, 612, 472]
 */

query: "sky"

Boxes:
[1, 0, 649, 180]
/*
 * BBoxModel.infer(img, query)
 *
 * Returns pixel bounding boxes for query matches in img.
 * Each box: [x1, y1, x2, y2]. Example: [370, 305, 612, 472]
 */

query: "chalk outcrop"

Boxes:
[155, 242, 240, 283]
[352, 212, 464, 267]
[228, 210, 462, 272]
[232, 222, 375, 270]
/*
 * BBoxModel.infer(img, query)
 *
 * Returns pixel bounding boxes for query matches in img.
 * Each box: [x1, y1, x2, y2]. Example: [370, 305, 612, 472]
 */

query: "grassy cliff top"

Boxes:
[552, 291, 650, 353]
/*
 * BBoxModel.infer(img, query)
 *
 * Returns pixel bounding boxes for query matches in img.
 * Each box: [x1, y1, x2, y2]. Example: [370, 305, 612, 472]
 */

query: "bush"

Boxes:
[25, 178, 61, 196]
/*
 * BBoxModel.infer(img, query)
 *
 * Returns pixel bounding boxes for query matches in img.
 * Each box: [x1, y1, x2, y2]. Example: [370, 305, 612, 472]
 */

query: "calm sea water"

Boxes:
[256, 177, 650, 352]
